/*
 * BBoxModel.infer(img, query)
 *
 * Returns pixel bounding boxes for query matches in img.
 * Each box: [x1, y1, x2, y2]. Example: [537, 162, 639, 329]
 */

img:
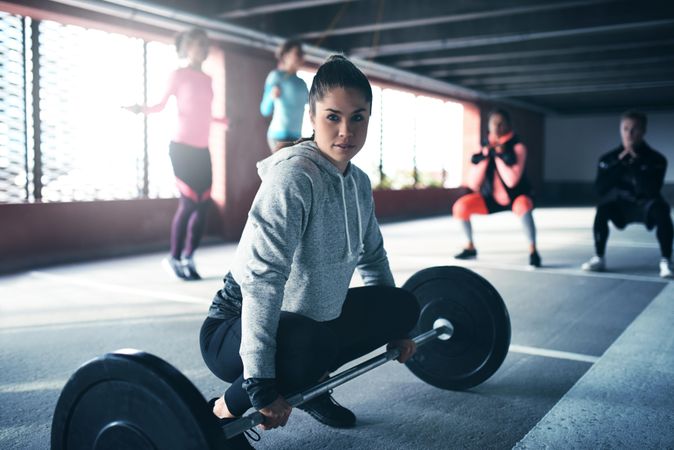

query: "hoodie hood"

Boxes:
[257, 140, 346, 180]
[257, 140, 363, 257]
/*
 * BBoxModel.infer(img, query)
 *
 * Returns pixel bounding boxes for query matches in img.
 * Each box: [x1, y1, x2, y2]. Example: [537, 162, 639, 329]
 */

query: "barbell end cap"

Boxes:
[433, 318, 454, 341]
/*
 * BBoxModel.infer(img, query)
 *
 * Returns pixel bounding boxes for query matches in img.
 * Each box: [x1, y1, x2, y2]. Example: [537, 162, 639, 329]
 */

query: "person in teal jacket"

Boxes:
[260, 39, 309, 152]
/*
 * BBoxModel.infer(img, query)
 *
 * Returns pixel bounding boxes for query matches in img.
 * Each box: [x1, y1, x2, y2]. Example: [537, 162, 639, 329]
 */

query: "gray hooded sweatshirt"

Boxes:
[231, 140, 395, 379]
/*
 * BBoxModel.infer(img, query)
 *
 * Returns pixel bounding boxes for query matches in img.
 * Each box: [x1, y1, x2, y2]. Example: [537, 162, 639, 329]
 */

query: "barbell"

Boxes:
[51, 266, 511, 449]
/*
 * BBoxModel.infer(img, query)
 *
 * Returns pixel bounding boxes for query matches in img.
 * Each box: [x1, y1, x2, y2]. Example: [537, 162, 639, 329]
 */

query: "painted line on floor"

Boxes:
[443, 237, 660, 250]
[396, 256, 669, 283]
[509, 344, 600, 364]
[0, 343, 598, 395]
[0, 313, 204, 334]
[0, 379, 65, 394]
[29, 271, 209, 305]
[0, 368, 214, 395]
[537, 237, 659, 250]
[513, 283, 674, 448]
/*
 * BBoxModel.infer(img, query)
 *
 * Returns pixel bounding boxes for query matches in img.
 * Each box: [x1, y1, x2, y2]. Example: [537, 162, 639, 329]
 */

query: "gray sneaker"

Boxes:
[181, 256, 201, 280]
[581, 255, 605, 272]
[162, 257, 187, 279]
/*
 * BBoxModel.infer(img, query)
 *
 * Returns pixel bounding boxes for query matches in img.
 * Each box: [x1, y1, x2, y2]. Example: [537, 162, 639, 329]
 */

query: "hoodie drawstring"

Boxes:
[351, 176, 363, 255]
[339, 176, 352, 255]
[339, 175, 364, 257]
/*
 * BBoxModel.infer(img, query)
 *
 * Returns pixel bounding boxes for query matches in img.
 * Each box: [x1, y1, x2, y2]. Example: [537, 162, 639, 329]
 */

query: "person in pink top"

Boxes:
[452, 108, 541, 268]
[125, 28, 227, 280]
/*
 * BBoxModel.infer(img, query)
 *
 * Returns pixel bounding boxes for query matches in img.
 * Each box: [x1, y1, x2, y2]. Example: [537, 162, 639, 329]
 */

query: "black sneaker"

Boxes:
[298, 391, 356, 428]
[208, 398, 258, 449]
[529, 250, 542, 268]
[454, 248, 477, 260]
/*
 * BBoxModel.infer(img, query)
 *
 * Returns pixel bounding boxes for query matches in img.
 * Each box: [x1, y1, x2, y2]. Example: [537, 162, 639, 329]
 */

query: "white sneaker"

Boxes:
[659, 258, 673, 279]
[581, 255, 605, 272]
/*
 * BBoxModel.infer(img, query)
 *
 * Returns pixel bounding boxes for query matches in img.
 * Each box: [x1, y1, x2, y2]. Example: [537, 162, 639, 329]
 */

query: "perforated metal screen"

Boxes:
[0, 12, 29, 202]
[0, 13, 177, 204]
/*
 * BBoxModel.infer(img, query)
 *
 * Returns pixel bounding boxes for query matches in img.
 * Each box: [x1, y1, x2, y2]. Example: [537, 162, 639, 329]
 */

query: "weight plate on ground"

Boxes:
[403, 266, 511, 390]
[51, 349, 225, 450]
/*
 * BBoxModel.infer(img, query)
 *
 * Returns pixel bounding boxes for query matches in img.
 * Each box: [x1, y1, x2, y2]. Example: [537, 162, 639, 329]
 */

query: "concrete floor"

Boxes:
[1, 207, 673, 449]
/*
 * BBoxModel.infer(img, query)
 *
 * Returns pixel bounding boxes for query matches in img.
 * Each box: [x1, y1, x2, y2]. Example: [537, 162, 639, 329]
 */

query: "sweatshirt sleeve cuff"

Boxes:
[242, 378, 279, 410]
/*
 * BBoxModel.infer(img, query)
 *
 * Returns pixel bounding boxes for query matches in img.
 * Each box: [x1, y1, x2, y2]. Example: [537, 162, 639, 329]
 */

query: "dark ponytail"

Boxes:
[279, 54, 371, 150]
[309, 54, 372, 116]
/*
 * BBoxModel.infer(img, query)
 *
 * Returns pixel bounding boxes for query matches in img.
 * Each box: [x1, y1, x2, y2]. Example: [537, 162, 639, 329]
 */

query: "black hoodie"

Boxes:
[595, 142, 667, 204]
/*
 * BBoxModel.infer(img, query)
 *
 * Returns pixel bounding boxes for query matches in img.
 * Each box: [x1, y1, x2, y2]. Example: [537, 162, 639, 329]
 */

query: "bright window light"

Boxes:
[38, 21, 147, 201]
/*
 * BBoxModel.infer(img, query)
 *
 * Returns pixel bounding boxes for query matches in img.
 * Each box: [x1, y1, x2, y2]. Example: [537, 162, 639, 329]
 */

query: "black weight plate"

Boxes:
[51, 349, 226, 450]
[403, 266, 511, 390]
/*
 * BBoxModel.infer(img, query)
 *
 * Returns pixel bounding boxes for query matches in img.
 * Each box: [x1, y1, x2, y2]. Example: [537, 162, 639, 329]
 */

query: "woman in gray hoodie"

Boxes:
[200, 55, 420, 447]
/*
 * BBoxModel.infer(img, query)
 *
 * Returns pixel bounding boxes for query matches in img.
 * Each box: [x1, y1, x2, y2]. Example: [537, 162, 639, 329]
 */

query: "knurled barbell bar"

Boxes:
[51, 266, 511, 450]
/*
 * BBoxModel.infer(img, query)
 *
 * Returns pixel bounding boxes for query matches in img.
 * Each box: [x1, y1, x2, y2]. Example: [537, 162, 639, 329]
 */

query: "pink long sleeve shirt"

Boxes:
[144, 67, 218, 148]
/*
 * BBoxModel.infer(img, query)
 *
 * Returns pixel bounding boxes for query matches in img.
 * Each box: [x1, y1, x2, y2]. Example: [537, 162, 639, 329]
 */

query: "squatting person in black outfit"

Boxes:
[581, 110, 673, 278]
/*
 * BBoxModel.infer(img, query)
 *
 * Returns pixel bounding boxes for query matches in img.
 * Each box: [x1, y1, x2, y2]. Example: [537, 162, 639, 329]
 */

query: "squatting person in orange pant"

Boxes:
[452, 108, 541, 268]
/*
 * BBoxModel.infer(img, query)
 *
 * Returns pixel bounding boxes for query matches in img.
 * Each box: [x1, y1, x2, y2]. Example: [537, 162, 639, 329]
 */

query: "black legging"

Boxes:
[168, 142, 212, 259]
[594, 199, 673, 258]
[170, 196, 209, 259]
[200, 286, 420, 416]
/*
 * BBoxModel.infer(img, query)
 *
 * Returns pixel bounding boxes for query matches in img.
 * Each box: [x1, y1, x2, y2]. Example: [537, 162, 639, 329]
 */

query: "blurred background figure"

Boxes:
[260, 39, 309, 152]
[125, 28, 228, 280]
[452, 108, 541, 268]
[581, 110, 673, 278]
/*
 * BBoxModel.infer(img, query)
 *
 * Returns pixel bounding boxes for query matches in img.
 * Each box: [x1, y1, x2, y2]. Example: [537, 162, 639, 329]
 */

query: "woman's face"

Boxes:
[186, 36, 209, 65]
[282, 47, 304, 72]
[310, 87, 370, 173]
[488, 113, 511, 137]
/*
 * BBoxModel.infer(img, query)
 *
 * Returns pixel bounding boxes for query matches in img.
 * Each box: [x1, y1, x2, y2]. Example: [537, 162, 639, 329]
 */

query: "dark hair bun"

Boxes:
[175, 28, 208, 58]
[276, 39, 303, 60]
[325, 54, 347, 63]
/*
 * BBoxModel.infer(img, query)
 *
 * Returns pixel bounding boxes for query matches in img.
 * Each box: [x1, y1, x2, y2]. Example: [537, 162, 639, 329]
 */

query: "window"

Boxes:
[38, 21, 146, 201]
[0, 13, 181, 203]
[354, 85, 382, 187]
[297, 69, 464, 189]
[414, 95, 464, 188]
[145, 41, 180, 199]
[381, 88, 416, 189]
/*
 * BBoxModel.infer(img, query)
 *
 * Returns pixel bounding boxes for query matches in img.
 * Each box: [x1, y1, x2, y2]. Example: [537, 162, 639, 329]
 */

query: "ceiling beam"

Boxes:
[392, 39, 674, 68]
[218, 0, 359, 19]
[491, 80, 674, 97]
[459, 68, 674, 87]
[350, 19, 674, 58]
[34, 0, 552, 113]
[426, 55, 674, 78]
[298, 0, 614, 39]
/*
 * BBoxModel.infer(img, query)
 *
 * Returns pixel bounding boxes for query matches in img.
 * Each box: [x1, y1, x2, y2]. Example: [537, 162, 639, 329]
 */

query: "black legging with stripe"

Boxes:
[169, 142, 212, 259]
[200, 284, 420, 416]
